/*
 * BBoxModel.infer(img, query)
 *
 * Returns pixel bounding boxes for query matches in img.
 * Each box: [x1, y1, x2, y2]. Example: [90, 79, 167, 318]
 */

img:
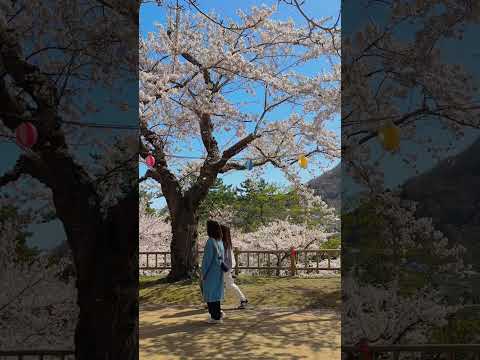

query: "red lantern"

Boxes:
[145, 154, 155, 168]
[357, 339, 372, 360]
[15, 122, 38, 148]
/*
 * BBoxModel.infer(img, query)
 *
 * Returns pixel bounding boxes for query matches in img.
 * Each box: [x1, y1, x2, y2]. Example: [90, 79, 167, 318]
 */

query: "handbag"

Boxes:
[198, 268, 204, 294]
[220, 262, 229, 272]
[213, 239, 230, 273]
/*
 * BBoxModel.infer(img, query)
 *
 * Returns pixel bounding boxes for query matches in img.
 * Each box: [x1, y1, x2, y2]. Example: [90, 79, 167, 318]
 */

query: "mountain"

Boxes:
[401, 136, 480, 304]
[307, 164, 340, 211]
[402, 137, 480, 271]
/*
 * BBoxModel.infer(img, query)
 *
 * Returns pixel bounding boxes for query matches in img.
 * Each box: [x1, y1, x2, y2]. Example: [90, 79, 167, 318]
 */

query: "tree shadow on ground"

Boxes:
[294, 288, 342, 309]
[139, 276, 169, 290]
[140, 277, 196, 290]
[140, 276, 340, 310]
[140, 305, 340, 360]
[159, 308, 206, 318]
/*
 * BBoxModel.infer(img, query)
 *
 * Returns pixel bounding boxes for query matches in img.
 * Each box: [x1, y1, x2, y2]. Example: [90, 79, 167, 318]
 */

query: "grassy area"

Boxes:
[140, 274, 341, 309]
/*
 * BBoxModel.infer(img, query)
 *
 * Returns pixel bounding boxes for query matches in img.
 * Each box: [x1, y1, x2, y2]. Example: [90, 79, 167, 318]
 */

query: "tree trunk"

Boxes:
[56, 189, 138, 359]
[167, 198, 200, 282]
[73, 225, 138, 359]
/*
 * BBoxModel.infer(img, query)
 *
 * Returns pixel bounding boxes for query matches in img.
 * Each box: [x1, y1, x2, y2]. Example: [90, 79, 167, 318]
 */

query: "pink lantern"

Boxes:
[145, 154, 155, 168]
[15, 122, 38, 148]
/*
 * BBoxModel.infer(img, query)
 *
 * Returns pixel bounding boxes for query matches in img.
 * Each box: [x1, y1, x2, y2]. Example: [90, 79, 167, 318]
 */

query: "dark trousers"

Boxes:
[207, 301, 221, 320]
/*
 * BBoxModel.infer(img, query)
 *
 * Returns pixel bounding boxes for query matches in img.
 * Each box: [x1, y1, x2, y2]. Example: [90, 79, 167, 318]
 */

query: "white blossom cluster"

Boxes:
[139, 200, 171, 253]
[343, 276, 455, 346]
[343, 191, 466, 346]
[234, 219, 335, 251]
[0, 198, 77, 350]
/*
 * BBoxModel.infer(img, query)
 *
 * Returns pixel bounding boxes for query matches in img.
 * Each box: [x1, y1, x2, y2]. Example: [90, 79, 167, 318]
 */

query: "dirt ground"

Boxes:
[140, 304, 340, 360]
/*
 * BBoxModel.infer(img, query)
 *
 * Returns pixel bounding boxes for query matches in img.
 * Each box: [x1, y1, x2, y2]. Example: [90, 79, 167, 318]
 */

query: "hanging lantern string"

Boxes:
[141, 153, 312, 172]
[159, 152, 314, 161]
[2, 131, 313, 162]
[0, 133, 120, 147]
[61, 120, 138, 130]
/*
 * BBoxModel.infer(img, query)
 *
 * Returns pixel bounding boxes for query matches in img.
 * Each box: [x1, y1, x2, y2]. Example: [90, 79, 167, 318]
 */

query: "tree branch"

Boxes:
[221, 133, 259, 160]
[197, 113, 221, 159]
[0, 159, 25, 187]
[95, 0, 140, 26]
[0, 75, 28, 131]
[185, 0, 264, 33]
[0, 24, 57, 113]
[140, 123, 182, 206]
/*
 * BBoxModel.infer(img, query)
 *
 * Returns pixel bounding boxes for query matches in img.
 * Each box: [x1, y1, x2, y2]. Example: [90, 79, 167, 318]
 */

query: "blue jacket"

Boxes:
[201, 237, 225, 302]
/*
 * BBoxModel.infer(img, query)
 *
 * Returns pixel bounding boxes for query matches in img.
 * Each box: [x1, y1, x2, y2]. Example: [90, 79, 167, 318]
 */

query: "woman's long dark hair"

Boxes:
[207, 220, 222, 240]
[220, 225, 232, 250]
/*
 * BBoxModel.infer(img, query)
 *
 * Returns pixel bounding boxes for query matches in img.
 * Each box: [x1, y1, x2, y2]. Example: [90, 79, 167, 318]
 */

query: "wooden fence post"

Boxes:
[267, 252, 272, 276]
[290, 247, 297, 276]
[234, 247, 240, 276]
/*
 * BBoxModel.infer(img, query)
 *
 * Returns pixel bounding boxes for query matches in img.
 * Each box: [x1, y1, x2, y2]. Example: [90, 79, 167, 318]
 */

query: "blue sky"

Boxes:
[140, 0, 341, 209]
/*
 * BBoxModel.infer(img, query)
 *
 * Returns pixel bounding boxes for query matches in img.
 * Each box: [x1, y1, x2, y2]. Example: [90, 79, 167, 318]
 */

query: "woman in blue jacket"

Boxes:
[201, 220, 225, 323]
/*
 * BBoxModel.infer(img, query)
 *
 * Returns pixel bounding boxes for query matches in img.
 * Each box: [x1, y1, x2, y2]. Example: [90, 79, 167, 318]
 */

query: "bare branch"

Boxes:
[184, 0, 264, 33]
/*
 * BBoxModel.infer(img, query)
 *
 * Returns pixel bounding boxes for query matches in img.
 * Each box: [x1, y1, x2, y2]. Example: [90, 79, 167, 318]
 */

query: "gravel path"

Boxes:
[140, 304, 340, 360]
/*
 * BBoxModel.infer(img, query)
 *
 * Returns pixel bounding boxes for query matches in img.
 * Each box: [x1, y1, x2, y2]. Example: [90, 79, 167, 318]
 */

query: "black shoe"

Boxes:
[238, 299, 248, 309]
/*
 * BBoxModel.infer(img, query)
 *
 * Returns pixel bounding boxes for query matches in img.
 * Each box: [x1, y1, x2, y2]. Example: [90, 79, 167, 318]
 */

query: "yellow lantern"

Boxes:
[299, 155, 308, 169]
[378, 121, 400, 152]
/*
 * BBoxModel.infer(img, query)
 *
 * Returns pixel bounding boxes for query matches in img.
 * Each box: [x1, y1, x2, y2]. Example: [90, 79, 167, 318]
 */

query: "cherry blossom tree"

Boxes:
[342, 191, 467, 346]
[235, 218, 337, 275]
[235, 187, 338, 270]
[236, 219, 336, 252]
[139, 198, 171, 253]
[140, 2, 340, 280]
[0, 0, 140, 357]
[0, 196, 77, 350]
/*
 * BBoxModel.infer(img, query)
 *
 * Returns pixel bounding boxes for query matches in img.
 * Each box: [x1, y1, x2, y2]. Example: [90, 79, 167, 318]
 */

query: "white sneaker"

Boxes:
[207, 318, 223, 324]
[208, 311, 225, 320]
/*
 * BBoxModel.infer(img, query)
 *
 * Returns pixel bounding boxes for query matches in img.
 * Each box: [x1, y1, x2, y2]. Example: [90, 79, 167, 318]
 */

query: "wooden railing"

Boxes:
[342, 344, 480, 359]
[0, 350, 74, 359]
[139, 248, 341, 275]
